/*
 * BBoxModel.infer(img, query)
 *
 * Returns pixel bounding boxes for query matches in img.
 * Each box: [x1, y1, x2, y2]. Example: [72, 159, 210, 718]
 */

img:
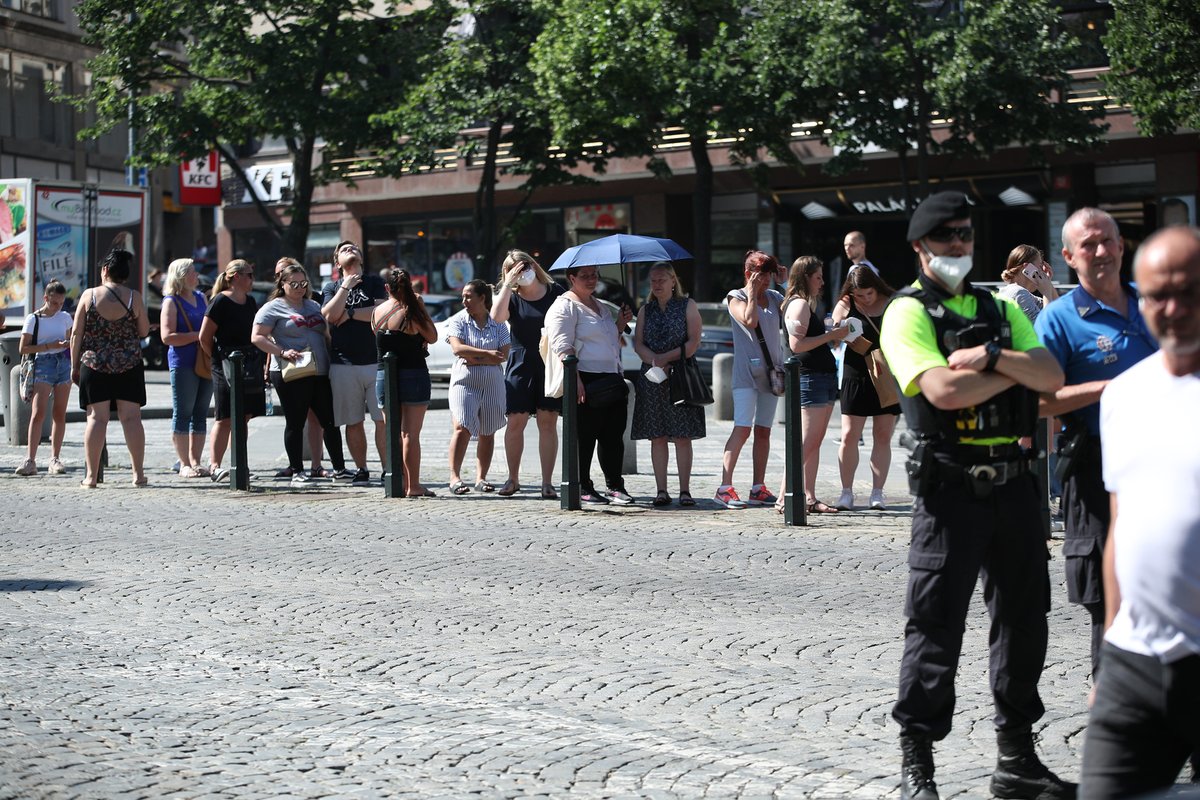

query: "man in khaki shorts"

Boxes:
[321, 241, 387, 485]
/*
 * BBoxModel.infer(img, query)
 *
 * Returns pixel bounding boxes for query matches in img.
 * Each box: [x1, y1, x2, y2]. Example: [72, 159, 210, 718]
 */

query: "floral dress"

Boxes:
[631, 296, 705, 440]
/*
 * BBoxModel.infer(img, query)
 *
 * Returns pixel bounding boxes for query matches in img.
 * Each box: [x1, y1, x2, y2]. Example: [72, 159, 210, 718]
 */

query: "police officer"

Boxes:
[879, 192, 1072, 800]
[1033, 208, 1157, 681]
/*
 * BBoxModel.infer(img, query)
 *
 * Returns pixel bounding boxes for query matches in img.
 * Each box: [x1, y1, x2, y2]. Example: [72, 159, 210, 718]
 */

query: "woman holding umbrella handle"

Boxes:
[546, 265, 634, 505]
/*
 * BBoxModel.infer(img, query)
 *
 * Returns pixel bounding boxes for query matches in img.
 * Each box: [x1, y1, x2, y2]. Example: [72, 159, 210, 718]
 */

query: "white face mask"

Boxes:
[516, 268, 537, 287]
[923, 244, 973, 292]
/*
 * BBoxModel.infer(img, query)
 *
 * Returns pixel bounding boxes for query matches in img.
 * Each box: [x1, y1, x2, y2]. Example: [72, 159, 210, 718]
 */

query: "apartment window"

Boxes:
[81, 72, 130, 158]
[11, 54, 72, 147]
[1, 0, 61, 21]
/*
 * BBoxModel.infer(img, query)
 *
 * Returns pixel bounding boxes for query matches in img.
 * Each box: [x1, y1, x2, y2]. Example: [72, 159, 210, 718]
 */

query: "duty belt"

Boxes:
[930, 448, 1031, 498]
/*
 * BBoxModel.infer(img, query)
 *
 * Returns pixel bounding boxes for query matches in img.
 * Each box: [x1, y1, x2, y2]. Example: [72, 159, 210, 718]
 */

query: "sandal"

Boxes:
[652, 490, 672, 507]
[775, 499, 785, 515]
[310, 466, 332, 479]
[541, 484, 558, 500]
[678, 490, 695, 507]
[806, 499, 839, 514]
[80, 478, 97, 489]
[449, 480, 470, 495]
[475, 479, 496, 493]
[497, 480, 519, 496]
[134, 475, 149, 487]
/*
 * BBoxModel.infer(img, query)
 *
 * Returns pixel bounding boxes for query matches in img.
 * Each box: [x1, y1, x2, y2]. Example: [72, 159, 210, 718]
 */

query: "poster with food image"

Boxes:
[0, 180, 31, 317]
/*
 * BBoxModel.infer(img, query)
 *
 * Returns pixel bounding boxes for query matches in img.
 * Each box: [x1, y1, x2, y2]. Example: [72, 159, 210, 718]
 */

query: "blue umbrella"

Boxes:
[548, 233, 692, 271]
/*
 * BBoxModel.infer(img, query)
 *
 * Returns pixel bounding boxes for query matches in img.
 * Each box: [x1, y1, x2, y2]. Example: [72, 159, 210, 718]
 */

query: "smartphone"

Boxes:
[1021, 264, 1041, 281]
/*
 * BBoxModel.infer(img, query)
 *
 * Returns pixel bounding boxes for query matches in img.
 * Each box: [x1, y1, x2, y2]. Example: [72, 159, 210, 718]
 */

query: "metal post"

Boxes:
[1034, 420, 1051, 539]
[560, 355, 580, 510]
[225, 350, 249, 491]
[382, 352, 405, 498]
[783, 355, 806, 526]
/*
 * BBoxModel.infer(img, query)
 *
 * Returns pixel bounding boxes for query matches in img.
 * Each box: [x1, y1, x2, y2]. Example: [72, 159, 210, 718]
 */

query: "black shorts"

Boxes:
[78, 364, 146, 409]
[212, 360, 266, 421]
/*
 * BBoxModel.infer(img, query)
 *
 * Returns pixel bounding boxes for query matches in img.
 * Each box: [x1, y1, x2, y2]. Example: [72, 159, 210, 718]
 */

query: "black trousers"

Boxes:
[577, 371, 627, 495]
[893, 472, 1051, 741]
[270, 373, 346, 472]
[1063, 449, 1109, 676]
[1080, 644, 1200, 798]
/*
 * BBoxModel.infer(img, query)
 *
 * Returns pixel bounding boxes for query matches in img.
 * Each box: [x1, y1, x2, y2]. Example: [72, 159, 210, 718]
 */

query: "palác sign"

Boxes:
[179, 153, 222, 206]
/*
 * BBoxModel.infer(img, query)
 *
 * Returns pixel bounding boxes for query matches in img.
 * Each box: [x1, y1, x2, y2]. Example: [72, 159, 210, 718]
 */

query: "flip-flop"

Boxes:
[678, 491, 695, 507]
[475, 479, 496, 493]
[652, 490, 672, 507]
[450, 480, 470, 495]
[806, 500, 839, 514]
[133, 476, 149, 487]
[497, 480, 519, 496]
[80, 478, 97, 489]
[541, 484, 558, 500]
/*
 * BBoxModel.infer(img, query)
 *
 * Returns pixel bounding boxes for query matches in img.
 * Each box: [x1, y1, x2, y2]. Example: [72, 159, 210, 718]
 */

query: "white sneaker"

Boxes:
[835, 489, 855, 511]
[14, 458, 36, 477]
[48, 457, 66, 475]
[290, 470, 311, 487]
[869, 490, 886, 510]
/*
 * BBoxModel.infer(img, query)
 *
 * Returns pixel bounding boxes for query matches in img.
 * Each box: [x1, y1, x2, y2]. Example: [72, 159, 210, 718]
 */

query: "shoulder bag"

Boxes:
[540, 328, 564, 399]
[281, 349, 317, 382]
[861, 314, 899, 407]
[174, 295, 212, 379]
[753, 320, 786, 397]
[669, 339, 714, 407]
[18, 313, 39, 403]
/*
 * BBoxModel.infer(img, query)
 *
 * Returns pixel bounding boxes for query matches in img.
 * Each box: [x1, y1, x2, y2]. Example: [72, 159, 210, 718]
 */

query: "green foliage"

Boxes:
[72, 0, 447, 248]
[1104, 0, 1200, 136]
[802, 0, 1106, 185]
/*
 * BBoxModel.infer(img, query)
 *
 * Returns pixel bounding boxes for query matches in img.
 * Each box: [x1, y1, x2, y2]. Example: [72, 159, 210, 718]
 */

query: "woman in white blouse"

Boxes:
[447, 279, 510, 494]
[545, 266, 635, 505]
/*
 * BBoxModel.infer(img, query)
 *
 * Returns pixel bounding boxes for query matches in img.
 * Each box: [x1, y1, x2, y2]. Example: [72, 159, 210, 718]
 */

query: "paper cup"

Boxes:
[645, 366, 668, 384]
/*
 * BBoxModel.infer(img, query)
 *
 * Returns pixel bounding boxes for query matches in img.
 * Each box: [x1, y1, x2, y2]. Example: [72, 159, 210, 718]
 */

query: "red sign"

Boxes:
[179, 152, 222, 206]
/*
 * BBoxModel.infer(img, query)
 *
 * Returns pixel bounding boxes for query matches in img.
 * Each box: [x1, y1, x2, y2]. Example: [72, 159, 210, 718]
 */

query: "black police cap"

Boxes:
[907, 191, 973, 241]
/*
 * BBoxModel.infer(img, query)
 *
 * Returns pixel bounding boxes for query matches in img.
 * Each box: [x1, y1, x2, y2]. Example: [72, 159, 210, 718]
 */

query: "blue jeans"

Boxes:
[170, 367, 214, 435]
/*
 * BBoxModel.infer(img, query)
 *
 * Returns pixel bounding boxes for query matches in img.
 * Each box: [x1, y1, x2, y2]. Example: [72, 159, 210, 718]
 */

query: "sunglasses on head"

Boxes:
[287, 280, 309, 289]
[925, 225, 974, 244]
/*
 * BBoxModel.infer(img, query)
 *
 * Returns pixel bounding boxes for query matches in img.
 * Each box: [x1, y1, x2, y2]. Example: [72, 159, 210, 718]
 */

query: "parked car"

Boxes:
[693, 301, 733, 385]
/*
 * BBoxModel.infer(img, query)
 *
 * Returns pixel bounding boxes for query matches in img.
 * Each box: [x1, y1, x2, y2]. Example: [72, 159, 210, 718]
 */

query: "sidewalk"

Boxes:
[2, 371, 913, 508]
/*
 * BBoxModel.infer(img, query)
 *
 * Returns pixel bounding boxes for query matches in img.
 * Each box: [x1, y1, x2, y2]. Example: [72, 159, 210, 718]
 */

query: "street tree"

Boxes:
[530, 0, 812, 298]
[805, 0, 1107, 212]
[72, 0, 448, 261]
[371, 1, 593, 278]
[1103, 0, 1200, 136]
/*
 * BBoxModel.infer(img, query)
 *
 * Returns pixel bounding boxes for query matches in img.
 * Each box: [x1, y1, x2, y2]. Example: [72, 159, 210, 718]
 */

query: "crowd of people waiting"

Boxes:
[14, 240, 1059, 508]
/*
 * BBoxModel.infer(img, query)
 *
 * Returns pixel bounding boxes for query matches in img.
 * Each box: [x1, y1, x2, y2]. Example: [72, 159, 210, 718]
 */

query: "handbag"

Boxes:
[668, 343, 714, 407]
[281, 349, 317, 382]
[540, 328, 564, 399]
[174, 295, 211, 379]
[18, 313, 38, 403]
[753, 321, 786, 397]
[861, 314, 899, 407]
[583, 372, 628, 408]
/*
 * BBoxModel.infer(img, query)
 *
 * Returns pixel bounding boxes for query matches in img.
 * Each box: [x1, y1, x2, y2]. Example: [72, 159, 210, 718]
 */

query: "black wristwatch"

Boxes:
[984, 340, 1002, 372]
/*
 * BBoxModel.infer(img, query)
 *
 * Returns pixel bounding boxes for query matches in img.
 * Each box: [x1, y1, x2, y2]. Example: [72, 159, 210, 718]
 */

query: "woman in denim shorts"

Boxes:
[776, 257, 848, 513]
[14, 280, 73, 476]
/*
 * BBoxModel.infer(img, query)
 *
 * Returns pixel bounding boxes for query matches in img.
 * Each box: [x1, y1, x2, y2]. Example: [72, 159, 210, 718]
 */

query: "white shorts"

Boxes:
[732, 387, 778, 429]
[330, 363, 384, 426]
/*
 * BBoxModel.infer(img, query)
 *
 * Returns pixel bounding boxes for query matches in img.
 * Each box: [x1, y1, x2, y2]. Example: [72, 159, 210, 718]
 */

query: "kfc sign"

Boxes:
[179, 152, 222, 206]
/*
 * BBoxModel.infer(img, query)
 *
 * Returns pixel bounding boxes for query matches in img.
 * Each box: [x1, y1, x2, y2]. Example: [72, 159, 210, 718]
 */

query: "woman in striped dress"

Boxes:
[447, 279, 510, 494]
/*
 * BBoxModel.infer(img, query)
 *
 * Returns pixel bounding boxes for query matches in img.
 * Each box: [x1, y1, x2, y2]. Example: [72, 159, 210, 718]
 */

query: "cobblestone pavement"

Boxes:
[0, 388, 1098, 798]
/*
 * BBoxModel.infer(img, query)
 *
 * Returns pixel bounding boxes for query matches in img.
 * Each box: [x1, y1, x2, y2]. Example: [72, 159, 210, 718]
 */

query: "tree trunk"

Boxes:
[283, 137, 317, 265]
[474, 119, 503, 280]
[689, 132, 714, 300]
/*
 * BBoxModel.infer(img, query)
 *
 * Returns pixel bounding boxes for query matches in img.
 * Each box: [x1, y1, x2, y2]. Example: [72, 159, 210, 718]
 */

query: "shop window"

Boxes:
[363, 217, 476, 296]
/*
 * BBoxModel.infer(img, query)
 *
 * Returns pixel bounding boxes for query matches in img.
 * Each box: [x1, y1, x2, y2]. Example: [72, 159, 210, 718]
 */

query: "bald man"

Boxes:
[843, 231, 880, 276]
[1080, 226, 1200, 797]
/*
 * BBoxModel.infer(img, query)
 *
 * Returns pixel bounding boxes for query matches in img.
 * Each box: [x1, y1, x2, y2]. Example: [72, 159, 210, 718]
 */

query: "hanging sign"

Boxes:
[179, 152, 222, 206]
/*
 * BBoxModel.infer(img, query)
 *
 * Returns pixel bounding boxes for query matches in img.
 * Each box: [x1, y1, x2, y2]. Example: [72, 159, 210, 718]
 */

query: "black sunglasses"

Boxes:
[926, 225, 974, 244]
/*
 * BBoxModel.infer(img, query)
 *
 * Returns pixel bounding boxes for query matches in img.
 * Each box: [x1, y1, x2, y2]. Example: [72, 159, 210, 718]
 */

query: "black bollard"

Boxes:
[783, 355, 807, 526]
[224, 350, 250, 491]
[560, 355, 580, 510]
[382, 352, 405, 498]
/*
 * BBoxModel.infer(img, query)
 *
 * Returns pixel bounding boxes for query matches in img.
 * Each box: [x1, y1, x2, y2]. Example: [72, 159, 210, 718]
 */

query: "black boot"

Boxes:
[900, 734, 939, 800]
[990, 727, 1077, 799]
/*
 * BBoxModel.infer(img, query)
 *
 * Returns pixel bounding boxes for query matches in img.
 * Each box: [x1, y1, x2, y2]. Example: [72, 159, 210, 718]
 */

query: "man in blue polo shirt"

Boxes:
[1034, 207, 1158, 681]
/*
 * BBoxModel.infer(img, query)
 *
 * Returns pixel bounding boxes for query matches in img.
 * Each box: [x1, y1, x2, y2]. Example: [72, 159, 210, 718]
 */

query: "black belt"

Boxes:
[934, 442, 1025, 464]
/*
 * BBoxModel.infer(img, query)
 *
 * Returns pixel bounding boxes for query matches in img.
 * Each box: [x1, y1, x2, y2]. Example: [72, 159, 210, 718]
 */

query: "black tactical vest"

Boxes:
[891, 275, 1038, 443]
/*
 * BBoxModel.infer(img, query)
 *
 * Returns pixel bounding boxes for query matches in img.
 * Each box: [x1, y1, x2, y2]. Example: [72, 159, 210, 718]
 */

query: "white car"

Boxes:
[426, 292, 640, 382]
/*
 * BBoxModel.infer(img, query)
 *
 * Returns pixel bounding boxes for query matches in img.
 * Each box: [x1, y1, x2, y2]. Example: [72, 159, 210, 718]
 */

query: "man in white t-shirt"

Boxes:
[1080, 225, 1200, 797]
